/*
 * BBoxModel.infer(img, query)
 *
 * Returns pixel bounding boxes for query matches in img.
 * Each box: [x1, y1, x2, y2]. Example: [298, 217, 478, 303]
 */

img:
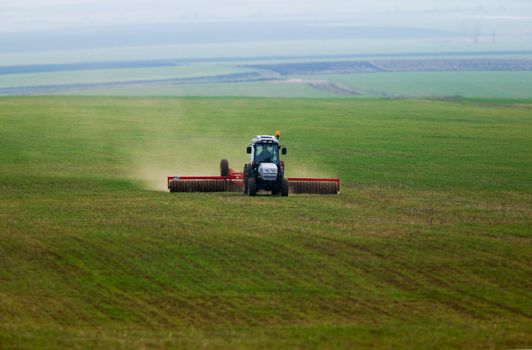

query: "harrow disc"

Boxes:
[289, 181, 338, 195]
[169, 179, 228, 192]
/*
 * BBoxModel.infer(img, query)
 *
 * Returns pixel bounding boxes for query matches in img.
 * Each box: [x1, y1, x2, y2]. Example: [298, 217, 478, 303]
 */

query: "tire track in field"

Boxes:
[45, 235, 189, 327]
[182, 234, 313, 325]
[180, 233, 364, 324]
[231, 233, 371, 321]
[311, 234, 490, 319]
[313, 234, 531, 319]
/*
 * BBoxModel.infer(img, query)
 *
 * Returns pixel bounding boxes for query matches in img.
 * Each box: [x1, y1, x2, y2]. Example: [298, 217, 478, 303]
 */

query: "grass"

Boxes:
[0, 97, 531, 349]
[313, 71, 532, 99]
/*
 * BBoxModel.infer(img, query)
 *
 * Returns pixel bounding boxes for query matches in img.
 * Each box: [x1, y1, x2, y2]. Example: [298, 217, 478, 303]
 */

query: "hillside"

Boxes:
[0, 97, 531, 349]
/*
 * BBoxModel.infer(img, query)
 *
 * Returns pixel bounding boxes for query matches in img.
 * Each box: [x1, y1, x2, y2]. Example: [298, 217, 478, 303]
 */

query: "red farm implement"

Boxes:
[168, 132, 340, 196]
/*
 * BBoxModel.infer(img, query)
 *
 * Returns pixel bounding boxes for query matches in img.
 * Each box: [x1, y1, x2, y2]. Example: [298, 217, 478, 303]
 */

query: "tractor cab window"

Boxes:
[254, 143, 279, 163]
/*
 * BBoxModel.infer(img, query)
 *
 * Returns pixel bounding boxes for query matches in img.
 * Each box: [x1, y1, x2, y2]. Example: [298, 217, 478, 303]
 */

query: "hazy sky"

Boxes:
[1, 0, 531, 32]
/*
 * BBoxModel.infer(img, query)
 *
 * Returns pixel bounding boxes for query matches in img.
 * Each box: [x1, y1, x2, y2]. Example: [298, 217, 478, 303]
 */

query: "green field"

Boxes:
[4, 69, 532, 99]
[64, 82, 337, 98]
[1, 97, 531, 349]
[0, 64, 250, 89]
[2, 49, 532, 99]
[314, 71, 532, 99]
[56, 71, 532, 99]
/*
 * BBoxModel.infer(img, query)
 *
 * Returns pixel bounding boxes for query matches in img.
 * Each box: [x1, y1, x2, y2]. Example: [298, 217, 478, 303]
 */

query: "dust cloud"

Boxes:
[284, 162, 336, 180]
[131, 156, 222, 192]
[122, 100, 329, 191]
[124, 101, 236, 191]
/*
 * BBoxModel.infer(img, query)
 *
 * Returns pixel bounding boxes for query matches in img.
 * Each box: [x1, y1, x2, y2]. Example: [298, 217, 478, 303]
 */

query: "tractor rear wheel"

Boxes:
[281, 178, 289, 197]
[248, 178, 257, 196]
[220, 159, 229, 176]
[272, 183, 281, 196]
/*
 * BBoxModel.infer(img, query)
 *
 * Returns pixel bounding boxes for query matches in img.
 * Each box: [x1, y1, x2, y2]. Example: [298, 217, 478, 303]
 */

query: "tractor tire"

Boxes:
[220, 159, 229, 176]
[243, 164, 249, 194]
[271, 181, 281, 196]
[248, 178, 257, 196]
[281, 178, 289, 197]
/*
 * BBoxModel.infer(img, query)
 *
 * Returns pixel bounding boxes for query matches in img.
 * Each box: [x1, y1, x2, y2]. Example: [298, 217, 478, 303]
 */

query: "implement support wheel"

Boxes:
[220, 159, 229, 176]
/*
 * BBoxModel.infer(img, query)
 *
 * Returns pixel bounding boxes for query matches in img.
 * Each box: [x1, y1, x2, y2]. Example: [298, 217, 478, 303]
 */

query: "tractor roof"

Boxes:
[250, 135, 279, 145]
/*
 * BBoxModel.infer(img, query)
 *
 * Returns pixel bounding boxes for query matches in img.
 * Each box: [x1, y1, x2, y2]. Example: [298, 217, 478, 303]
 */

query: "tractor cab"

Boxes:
[246, 135, 287, 165]
[248, 137, 280, 163]
[253, 142, 278, 164]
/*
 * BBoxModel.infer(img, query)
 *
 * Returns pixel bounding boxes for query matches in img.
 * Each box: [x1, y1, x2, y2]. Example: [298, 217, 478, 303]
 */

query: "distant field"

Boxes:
[312, 71, 532, 98]
[0, 97, 531, 349]
[249, 59, 532, 75]
[60, 71, 532, 99]
[0, 64, 249, 88]
[1, 55, 532, 98]
[64, 81, 337, 98]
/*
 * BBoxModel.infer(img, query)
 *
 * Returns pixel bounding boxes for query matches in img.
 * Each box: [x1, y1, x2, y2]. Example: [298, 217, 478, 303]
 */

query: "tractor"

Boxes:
[167, 131, 339, 195]
[242, 132, 289, 196]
